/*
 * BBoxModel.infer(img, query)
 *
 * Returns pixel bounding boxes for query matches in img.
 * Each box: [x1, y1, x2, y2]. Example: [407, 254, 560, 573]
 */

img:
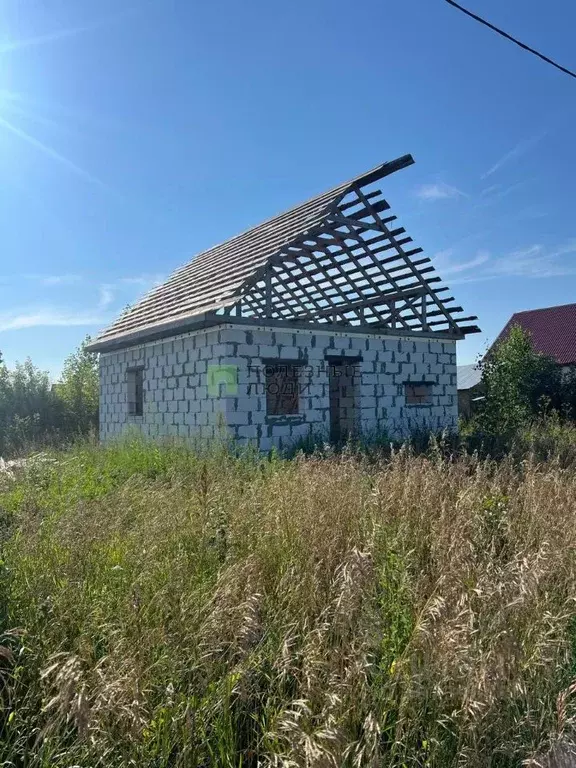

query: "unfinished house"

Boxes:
[88, 154, 480, 450]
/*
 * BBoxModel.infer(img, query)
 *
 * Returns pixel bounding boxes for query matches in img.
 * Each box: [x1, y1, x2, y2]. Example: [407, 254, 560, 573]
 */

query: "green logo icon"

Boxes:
[208, 364, 238, 396]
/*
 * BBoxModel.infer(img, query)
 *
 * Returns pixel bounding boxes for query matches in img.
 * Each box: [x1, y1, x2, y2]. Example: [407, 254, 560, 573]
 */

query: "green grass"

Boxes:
[1, 439, 576, 766]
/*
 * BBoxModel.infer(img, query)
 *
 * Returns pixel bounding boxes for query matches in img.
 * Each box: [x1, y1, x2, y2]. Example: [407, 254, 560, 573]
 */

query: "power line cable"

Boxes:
[444, 0, 576, 80]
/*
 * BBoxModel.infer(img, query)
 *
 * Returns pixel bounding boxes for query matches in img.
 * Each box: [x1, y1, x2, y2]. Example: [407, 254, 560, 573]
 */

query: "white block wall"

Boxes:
[98, 323, 458, 450]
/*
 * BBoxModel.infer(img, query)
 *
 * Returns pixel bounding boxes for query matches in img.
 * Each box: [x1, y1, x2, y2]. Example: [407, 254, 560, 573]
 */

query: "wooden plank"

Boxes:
[323, 225, 417, 331]
[272, 252, 374, 307]
[330, 223, 429, 302]
[277, 236, 416, 271]
[269, 273, 333, 317]
[311, 229, 393, 250]
[257, 267, 450, 318]
[288, 289, 457, 327]
[426, 315, 478, 328]
[292, 286, 427, 321]
[328, 213, 389, 232]
[275, 231, 394, 265]
[353, 154, 414, 187]
[267, 261, 352, 317]
[337, 198, 391, 222]
[350, 185, 461, 333]
[339, 189, 380, 213]
[377, 247, 424, 266]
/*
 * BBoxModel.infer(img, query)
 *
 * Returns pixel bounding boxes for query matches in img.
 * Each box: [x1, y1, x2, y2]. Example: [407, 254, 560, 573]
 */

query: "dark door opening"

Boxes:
[327, 356, 361, 443]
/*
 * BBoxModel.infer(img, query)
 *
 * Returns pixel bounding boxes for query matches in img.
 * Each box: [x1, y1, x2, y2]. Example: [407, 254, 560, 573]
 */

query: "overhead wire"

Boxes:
[444, 0, 576, 80]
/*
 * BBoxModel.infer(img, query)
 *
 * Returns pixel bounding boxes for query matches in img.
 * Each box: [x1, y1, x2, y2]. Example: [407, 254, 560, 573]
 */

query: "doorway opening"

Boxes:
[327, 355, 361, 443]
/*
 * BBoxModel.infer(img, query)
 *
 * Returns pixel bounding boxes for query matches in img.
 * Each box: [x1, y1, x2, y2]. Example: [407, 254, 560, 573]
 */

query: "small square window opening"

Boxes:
[265, 363, 299, 416]
[127, 368, 144, 416]
[405, 382, 433, 406]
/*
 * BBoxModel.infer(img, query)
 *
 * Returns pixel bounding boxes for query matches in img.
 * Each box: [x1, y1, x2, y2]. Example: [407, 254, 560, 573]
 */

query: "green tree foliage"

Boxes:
[560, 366, 576, 414]
[477, 325, 563, 436]
[0, 337, 98, 457]
[0, 358, 64, 455]
[54, 336, 99, 434]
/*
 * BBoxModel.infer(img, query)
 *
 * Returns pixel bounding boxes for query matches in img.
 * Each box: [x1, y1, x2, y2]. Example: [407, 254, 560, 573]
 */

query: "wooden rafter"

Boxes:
[232, 168, 479, 337]
[90, 153, 480, 353]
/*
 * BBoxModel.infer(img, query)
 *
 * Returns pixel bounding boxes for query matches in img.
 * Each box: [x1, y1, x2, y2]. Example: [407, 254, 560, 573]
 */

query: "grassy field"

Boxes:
[1, 440, 576, 766]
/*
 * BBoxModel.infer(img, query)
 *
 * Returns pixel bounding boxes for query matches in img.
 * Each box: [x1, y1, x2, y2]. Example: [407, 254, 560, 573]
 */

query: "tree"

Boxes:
[0, 338, 99, 457]
[558, 367, 576, 419]
[0, 357, 63, 456]
[477, 325, 561, 436]
[55, 336, 99, 434]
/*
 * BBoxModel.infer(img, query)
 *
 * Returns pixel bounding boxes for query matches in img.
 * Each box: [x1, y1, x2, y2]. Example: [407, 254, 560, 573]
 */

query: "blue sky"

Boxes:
[1, 0, 575, 376]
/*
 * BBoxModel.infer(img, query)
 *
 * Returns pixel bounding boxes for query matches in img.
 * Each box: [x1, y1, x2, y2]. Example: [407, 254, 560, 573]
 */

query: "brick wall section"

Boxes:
[98, 323, 458, 450]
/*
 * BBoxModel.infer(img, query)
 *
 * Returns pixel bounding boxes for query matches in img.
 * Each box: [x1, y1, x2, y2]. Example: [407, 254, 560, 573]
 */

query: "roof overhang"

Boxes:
[87, 311, 466, 354]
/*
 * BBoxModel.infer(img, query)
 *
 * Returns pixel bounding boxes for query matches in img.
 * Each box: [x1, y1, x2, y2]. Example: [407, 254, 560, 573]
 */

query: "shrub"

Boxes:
[477, 325, 562, 437]
[0, 337, 98, 458]
[0, 357, 66, 457]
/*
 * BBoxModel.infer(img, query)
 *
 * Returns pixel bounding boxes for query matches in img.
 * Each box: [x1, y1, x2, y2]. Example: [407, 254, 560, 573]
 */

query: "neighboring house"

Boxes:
[494, 303, 576, 372]
[456, 363, 483, 419]
[87, 154, 480, 451]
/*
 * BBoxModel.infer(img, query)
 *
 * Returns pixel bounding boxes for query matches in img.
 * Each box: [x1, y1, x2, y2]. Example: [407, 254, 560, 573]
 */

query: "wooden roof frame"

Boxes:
[88, 154, 480, 353]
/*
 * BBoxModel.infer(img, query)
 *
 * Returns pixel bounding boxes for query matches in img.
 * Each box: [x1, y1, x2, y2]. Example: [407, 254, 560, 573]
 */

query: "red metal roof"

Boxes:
[494, 303, 576, 365]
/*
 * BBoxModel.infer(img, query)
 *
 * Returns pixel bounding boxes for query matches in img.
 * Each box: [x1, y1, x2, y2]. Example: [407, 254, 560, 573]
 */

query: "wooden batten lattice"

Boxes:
[229, 170, 479, 337]
[89, 154, 479, 352]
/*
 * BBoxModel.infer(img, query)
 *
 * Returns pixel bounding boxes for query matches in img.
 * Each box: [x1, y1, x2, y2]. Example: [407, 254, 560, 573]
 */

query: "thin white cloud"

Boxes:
[507, 205, 549, 223]
[489, 245, 543, 278]
[447, 273, 499, 287]
[0, 309, 104, 333]
[415, 182, 466, 201]
[435, 240, 576, 285]
[430, 247, 455, 263]
[0, 272, 164, 336]
[2, 273, 83, 287]
[548, 240, 576, 259]
[96, 274, 164, 311]
[480, 184, 501, 197]
[98, 285, 115, 310]
[119, 273, 165, 288]
[491, 243, 576, 279]
[477, 182, 526, 206]
[435, 250, 490, 276]
[482, 135, 543, 180]
[34, 274, 82, 286]
[496, 182, 525, 199]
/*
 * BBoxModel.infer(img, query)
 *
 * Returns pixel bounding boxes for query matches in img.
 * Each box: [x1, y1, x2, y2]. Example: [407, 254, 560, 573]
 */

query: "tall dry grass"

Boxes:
[1, 441, 576, 766]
